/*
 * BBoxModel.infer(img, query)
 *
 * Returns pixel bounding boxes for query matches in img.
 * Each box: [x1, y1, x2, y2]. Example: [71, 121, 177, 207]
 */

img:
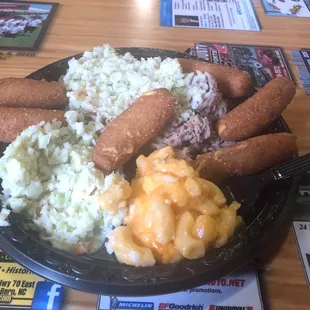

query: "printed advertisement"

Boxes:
[0, 251, 43, 308]
[0, 251, 64, 309]
[261, 0, 310, 17]
[98, 270, 264, 310]
[299, 50, 310, 74]
[293, 172, 310, 290]
[160, 0, 260, 31]
[290, 49, 310, 91]
[186, 43, 291, 87]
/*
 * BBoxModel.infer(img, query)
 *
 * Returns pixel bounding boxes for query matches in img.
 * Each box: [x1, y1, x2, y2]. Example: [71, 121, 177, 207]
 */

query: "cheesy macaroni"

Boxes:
[106, 146, 242, 267]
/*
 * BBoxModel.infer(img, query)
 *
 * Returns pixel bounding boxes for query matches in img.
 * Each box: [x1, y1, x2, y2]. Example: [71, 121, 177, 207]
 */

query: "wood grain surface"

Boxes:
[1, 0, 310, 309]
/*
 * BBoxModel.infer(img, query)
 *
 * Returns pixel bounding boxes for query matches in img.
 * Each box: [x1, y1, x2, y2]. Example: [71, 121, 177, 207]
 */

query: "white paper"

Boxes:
[160, 0, 260, 31]
[98, 270, 264, 310]
[293, 221, 310, 288]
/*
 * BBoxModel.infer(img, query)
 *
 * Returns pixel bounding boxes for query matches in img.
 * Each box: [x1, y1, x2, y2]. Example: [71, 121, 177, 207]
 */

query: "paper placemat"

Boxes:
[98, 270, 264, 310]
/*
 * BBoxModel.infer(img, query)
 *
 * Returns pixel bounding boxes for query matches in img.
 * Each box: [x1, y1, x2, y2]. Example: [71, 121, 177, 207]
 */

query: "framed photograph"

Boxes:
[0, 1, 58, 51]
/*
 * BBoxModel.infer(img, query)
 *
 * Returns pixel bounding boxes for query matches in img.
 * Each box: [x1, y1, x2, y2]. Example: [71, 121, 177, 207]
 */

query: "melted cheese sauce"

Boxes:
[122, 146, 242, 265]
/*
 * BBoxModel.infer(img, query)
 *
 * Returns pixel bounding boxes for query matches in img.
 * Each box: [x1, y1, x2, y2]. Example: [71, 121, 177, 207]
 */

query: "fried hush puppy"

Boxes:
[178, 58, 252, 99]
[194, 133, 298, 185]
[0, 78, 68, 109]
[93, 88, 177, 171]
[217, 77, 296, 141]
[0, 106, 66, 143]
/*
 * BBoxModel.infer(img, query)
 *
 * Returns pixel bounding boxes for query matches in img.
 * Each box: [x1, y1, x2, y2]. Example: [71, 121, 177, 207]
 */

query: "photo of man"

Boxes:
[0, 1, 57, 50]
[174, 15, 200, 27]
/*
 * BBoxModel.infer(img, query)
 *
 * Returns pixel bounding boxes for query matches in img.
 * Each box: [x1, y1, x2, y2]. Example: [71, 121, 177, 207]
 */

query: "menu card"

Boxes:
[160, 0, 260, 31]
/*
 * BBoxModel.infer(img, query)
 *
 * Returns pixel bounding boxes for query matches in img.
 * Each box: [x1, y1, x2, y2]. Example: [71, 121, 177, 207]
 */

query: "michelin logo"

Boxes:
[110, 296, 154, 310]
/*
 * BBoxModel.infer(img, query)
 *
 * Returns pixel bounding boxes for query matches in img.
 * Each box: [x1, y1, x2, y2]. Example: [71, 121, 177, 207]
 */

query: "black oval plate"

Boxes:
[0, 48, 298, 296]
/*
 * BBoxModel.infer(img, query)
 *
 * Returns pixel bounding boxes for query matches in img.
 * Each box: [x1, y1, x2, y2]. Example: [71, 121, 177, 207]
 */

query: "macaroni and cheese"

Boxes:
[106, 146, 242, 267]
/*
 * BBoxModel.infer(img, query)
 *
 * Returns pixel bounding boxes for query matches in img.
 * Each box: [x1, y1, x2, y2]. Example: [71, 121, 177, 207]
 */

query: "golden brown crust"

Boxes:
[178, 58, 252, 98]
[194, 133, 298, 185]
[0, 78, 68, 109]
[217, 77, 296, 141]
[0, 107, 66, 143]
[93, 88, 177, 171]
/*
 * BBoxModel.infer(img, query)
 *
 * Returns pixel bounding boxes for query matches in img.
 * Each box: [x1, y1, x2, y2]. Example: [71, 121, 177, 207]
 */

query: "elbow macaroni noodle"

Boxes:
[107, 146, 242, 267]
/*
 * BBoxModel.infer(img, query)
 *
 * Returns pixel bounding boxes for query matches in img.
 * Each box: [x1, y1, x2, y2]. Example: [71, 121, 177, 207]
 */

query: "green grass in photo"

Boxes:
[0, 26, 41, 48]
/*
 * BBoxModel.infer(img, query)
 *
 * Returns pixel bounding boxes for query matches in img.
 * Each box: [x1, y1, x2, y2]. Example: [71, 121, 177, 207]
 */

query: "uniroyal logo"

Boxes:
[209, 306, 253, 310]
[158, 303, 203, 310]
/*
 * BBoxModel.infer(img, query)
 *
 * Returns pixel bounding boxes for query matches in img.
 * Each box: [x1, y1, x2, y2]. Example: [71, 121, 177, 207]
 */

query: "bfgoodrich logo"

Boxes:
[109, 296, 154, 310]
[158, 303, 203, 310]
[209, 306, 253, 310]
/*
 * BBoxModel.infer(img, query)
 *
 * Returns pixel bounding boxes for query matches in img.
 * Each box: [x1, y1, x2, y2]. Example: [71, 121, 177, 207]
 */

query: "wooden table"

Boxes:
[1, 0, 310, 309]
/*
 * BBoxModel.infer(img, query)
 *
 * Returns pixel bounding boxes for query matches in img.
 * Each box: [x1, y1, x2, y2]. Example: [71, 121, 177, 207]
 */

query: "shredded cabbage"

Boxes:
[0, 121, 128, 252]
